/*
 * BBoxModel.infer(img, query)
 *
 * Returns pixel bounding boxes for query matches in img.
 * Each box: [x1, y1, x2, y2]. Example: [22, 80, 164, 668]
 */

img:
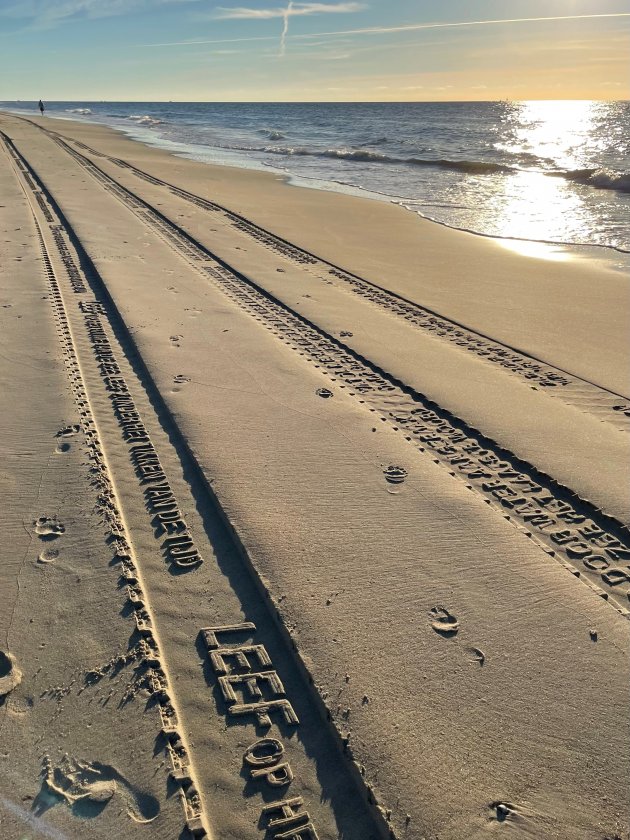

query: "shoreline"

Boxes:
[3, 105, 629, 273]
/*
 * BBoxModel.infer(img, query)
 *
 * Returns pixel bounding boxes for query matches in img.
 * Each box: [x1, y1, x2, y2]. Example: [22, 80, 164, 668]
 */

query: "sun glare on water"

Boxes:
[487, 100, 606, 253]
[504, 100, 601, 170]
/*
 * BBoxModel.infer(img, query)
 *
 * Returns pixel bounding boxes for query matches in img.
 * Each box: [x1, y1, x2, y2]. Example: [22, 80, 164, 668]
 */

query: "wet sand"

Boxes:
[1, 111, 628, 840]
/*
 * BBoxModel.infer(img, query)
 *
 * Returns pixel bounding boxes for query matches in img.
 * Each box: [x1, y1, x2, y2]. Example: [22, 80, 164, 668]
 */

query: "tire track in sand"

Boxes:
[1, 131, 209, 838]
[2, 131, 386, 840]
[44, 127, 630, 433]
[33, 132, 630, 616]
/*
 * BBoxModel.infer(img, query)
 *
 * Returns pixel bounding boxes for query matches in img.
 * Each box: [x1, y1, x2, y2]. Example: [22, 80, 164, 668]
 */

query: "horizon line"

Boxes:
[2, 98, 628, 104]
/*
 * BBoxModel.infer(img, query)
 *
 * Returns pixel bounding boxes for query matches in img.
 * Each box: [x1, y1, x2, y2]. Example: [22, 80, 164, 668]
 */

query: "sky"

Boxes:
[0, 0, 628, 101]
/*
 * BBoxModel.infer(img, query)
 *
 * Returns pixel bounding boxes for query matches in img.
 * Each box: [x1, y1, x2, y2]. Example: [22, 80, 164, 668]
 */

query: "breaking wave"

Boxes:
[258, 128, 286, 141]
[252, 145, 630, 191]
[260, 145, 517, 174]
[557, 167, 630, 194]
[127, 114, 162, 127]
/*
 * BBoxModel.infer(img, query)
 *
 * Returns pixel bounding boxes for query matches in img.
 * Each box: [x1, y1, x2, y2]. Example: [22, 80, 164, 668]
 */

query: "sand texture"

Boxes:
[1, 111, 629, 840]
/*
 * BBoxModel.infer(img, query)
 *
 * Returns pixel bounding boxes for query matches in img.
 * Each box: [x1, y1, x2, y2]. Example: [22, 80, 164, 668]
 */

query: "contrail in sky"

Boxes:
[280, 1, 294, 56]
[142, 12, 630, 48]
[308, 12, 630, 38]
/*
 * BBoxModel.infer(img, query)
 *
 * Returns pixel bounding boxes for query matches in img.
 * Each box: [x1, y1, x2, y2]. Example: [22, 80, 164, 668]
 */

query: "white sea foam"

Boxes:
[127, 115, 162, 126]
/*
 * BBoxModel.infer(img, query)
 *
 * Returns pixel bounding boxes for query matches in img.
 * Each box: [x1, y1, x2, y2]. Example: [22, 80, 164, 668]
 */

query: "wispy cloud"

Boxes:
[0, 0, 202, 29]
[282, 12, 630, 40]
[143, 11, 630, 48]
[214, 2, 364, 20]
[214, 1, 365, 57]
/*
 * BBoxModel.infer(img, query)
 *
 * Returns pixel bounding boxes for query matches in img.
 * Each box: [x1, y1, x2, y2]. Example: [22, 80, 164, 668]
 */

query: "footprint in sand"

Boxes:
[340, 330, 353, 337]
[169, 335, 182, 347]
[34, 516, 65, 540]
[35, 755, 160, 823]
[429, 606, 459, 637]
[56, 424, 81, 438]
[467, 646, 485, 665]
[173, 374, 191, 384]
[490, 801, 518, 823]
[55, 441, 71, 454]
[38, 548, 59, 564]
[0, 651, 22, 697]
[383, 465, 408, 484]
[316, 388, 333, 399]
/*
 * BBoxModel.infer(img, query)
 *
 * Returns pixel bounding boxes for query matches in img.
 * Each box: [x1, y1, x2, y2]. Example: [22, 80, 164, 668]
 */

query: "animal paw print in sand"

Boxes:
[169, 335, 182, 347]
[384, 465, 407, 484]
[316, 388, 333, 399]
[34, 516, 65, 540]
[429, 606, 459, 637]
[173, 374, 190, 384]
[340, 330, 353, 338]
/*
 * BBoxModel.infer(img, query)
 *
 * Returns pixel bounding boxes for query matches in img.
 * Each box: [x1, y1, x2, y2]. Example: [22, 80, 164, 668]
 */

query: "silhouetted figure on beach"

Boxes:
[38, 100, 45, 116]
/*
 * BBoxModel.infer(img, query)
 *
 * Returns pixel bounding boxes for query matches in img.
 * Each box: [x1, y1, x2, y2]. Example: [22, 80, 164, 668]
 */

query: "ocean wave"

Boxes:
[65, 108, 92, 115]
[127, 114, 162, 126]
[257, 143, 630, 190]
[258, 128, 286, 141]
[557, 167, 630, 194]
[261, 145, 516, 174]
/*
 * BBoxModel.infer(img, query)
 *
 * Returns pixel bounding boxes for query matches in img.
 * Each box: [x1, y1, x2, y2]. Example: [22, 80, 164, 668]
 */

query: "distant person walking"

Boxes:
[38, 99, 45, 115]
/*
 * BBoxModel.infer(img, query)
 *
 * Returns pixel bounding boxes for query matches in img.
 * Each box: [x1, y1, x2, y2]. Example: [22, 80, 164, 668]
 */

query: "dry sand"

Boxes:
[0, 111, 628, 840]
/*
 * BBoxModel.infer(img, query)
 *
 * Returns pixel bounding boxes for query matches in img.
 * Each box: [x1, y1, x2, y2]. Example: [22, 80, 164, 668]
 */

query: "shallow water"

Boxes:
[4, 99, 629, 265]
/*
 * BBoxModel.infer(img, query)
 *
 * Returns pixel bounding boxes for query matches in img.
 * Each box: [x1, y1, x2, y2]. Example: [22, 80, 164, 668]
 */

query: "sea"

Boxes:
[3, 100, 629, 269]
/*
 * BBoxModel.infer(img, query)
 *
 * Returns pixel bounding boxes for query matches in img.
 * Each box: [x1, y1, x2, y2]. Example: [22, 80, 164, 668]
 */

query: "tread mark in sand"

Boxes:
[1, 130, 209, 838]
[3, 130, 392, 840]
[37, 133, 630, 617]
[38, 123, 630, 433]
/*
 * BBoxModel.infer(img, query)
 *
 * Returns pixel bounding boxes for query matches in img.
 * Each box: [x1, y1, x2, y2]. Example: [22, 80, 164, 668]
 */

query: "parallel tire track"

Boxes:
[1, 133, 210, 838]
[20, 129, 630, 616]
[43, 126, 630, 432]
[3, 129, 393, 840]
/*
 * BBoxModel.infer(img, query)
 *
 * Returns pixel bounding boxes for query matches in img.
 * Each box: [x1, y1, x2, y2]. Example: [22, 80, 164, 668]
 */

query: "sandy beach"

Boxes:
[1, 111, 629, 840]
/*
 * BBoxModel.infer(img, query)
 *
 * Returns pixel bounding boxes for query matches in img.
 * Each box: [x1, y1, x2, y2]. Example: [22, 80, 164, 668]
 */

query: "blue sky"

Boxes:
[0, 0, 628, 100]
